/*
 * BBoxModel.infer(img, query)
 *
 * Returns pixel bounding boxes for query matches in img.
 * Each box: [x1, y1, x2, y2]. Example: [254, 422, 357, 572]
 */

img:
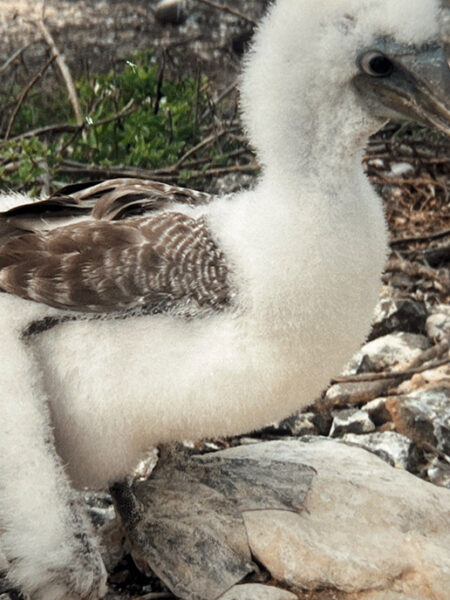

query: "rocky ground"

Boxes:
[0, 1, 449, 600]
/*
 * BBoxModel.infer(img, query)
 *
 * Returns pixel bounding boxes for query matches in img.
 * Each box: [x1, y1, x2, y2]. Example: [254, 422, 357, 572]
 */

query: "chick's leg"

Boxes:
[0, 316, 107, 600]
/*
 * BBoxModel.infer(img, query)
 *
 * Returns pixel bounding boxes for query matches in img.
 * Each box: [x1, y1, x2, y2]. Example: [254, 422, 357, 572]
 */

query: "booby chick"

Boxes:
[1, 0, 449, 598]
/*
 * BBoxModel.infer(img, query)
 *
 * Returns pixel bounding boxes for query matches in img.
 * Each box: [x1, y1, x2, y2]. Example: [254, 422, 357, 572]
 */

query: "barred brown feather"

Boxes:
[1, 178, 213, 227]
[0, 180, 230, 315]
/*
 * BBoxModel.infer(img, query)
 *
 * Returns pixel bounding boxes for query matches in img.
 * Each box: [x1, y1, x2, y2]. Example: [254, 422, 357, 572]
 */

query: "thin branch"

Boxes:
[196, 0, 257, 25]
[3, 100, 136, 145]
[385, 257, 447, 289]
[332, 336, 450, 385]
[4, 54, 56, 141]
[369, 174, 448, 188]
[331, 355, 450, 384]
[390, 227, 450, 246]
[172, 126, 239, 170]
[421, 441, 450, 465]
[0, 43, 33, 75]
[57, 159, 259, 183]
[59, 99, 136, 154]
[200, 78, 238, 123]
[36, 17, 83, 126]
[6, 123, 81, 141]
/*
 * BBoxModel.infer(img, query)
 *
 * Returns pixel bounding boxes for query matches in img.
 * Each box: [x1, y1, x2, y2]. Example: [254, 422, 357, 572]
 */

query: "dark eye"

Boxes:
[359, 51, 394, 77]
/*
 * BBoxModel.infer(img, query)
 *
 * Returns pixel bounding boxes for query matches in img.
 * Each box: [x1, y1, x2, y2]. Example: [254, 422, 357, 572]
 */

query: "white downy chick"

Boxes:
[0, 1, 449, 598]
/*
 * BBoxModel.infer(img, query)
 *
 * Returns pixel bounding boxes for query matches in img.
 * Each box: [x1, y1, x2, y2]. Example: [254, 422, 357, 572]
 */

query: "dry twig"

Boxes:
[0, 43, 33, 75]
[3, 100, 136, 147]
[331, 355, 450, 384]
[4, 54, 56, 141]
[57, 159, 259, 183]
[385, 256, 447, 287]
[332, 335, 450, 385]
[196, 0, 257, 25]
[421, 441, 450, 464]
[36, 17, 83, 126]
[171, 126, 240, 170]
[390, 227, 450, 246]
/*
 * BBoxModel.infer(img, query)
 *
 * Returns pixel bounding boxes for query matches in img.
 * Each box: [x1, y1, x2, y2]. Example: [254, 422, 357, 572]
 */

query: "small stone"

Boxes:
[310, 411, 333, 435]
[219, 583, 297, 600]
[369, 297, 427, 340]
[427, 457, 450, 489]
[420, 364, 450, 385]
[82, 491, 126, 572]
[386, 384, 450, 454]
[235, 437, 262, 445]
[329, 408, 375, 437]
[363, 397, 391, 426]
[378, 422, 396, 432]
[426, 305, 450, 342]
[396, 373, 427, 394]
[278, 411, 318, 436]
[344, 332, 430, 375]
[342, 431, 417, 469]
[83, 490, 115, 528]
[388, 162, 415, 176]
[155, 0, 188, 25]
[368, 158, 384, 168]
[389, 271, 415, 290]
[322, 379, 396, 409]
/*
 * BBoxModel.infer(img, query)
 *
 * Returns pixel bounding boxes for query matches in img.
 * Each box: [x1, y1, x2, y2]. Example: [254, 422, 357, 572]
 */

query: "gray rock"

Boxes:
[388, 162, 415, 176]
[80, 490, 127, 572]
[277, 411, 318, 436]
[363, 397, 392, 426]
[426, 305, 450, 342]
[114, 440, 450, 600]
[230, 439, 450, 599]
[112, 446, 314, 600]
[369, 297, 427, 340]
[343, 332, 430, 375]
[323, 378, 396, 409]
[427, 457, 450, 489]
[219, 583, 297, 600]
[155, 0, 188, 25]
[329, 408, 375, 437]
[389, 270, 415, 290]
[386, 384, 450, 455]
[83, 490, 115, 528]
[342, 431, 417, 470]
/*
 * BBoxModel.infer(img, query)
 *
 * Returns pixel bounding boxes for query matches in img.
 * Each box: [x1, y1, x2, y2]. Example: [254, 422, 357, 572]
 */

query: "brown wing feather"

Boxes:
[0, 212, 231, 314]
[1, 178, 213, 225]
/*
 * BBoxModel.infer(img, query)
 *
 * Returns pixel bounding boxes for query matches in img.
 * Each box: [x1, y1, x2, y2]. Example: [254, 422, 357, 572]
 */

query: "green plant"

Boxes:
[0, 52, 245, 193]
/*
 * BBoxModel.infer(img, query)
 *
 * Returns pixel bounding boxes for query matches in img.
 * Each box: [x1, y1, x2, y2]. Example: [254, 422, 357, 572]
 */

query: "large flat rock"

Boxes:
[223, 440, 449, 600]
[116, 439, 450, 600]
